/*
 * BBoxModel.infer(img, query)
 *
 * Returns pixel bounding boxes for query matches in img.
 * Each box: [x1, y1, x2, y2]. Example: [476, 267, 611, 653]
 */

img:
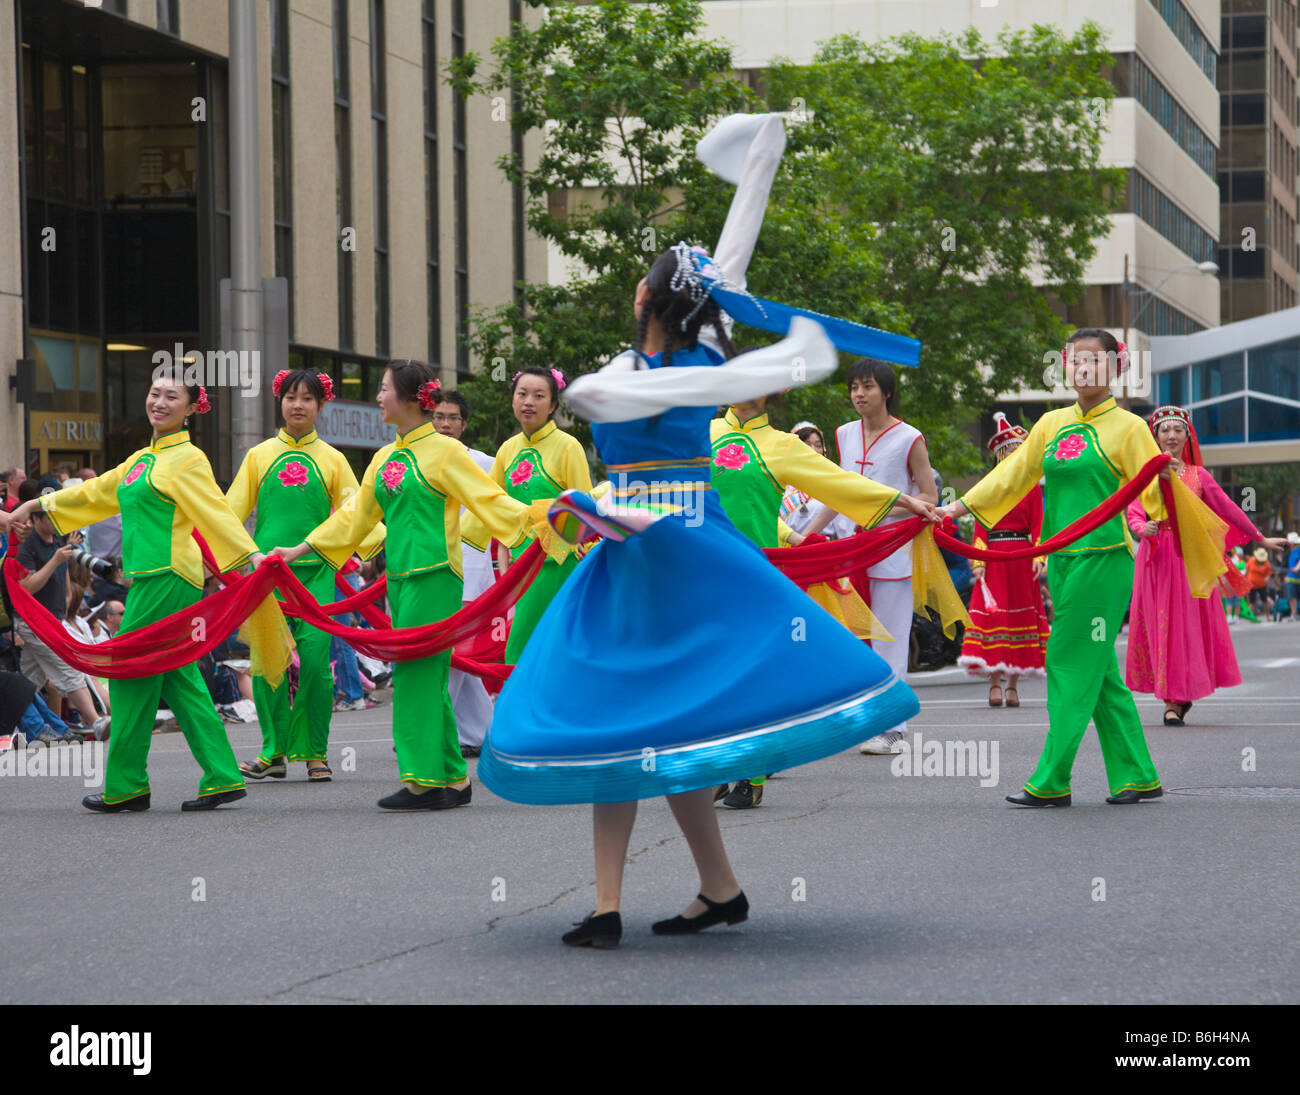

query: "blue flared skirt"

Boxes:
[479, 493, 919, 804]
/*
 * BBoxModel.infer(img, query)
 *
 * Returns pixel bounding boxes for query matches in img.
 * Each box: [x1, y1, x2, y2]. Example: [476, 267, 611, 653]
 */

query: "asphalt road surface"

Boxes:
[2, 619, 1296, 1004]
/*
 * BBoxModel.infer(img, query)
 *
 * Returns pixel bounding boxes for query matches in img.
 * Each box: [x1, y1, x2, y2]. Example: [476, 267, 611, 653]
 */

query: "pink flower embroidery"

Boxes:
[509, 460, 535, 487]
[123, 462, 146, 486]
[714, 443, 750, 471]
[1055, 434, 1088, 461]
[278, 461, 309, 488]
[380, 460, 407, 491]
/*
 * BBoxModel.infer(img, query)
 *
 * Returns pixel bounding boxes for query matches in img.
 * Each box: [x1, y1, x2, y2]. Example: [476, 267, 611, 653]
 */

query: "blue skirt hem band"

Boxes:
[477, 674, 919, 805]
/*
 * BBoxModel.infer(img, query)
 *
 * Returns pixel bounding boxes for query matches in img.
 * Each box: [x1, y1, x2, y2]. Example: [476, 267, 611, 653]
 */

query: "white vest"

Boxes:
[836, 418, 922, 580]
[461, 447, 497, 600]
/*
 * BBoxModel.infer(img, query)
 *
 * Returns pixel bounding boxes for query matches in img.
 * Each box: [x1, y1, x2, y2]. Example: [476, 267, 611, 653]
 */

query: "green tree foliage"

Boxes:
[445, 0, 751, 455]
[450, 4, 1124, 477]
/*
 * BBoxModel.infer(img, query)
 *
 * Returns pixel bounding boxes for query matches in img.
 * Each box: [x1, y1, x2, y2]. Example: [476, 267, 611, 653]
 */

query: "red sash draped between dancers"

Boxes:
[2, 454, 1180, 683]
[762, 453, 1175, 582]
[2, 543, 545, 685]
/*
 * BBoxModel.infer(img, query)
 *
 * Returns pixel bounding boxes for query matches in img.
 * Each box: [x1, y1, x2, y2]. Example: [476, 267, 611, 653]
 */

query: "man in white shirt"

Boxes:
[432, 390, 497, 755]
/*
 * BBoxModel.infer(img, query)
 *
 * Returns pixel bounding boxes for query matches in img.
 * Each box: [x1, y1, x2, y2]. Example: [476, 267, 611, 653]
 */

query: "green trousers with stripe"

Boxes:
[1025, 549, 1161, 799]
[504, 552, 579, 665]
[390, 569, 466, 787]
[252, 561, 335, 765]
[104, 572, 245, 804]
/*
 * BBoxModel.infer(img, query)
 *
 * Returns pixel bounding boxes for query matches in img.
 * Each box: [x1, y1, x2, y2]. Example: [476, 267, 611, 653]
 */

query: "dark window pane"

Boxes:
[1192, 398, 1245, 445]
[1249, 337, 1300, 401]
[44, 61, 67, 200]
[77, 209, 99, 331]
[1248, 397, 1300, 440]
[1191, 353, 1244, 401]
[1233, 248, 1265, 277]
[1229, 94, 1266, 126]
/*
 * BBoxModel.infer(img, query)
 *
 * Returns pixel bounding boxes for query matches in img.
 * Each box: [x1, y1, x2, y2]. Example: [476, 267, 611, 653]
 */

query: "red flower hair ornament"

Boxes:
[417, 378, 443, 411]
[194, 386, 211, 414]
[272, 369, 336, 402]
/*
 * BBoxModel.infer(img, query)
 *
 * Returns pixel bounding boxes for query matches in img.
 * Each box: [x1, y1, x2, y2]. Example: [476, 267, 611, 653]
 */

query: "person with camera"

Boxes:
[12, 505, 110, 739]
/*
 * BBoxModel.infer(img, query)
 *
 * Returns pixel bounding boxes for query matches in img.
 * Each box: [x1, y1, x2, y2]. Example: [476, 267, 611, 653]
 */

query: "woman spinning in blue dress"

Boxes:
[478, 114, 929, 948]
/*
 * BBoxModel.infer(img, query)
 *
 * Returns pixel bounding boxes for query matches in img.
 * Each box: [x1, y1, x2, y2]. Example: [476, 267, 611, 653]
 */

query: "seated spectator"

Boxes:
[13, 498, 109, 738]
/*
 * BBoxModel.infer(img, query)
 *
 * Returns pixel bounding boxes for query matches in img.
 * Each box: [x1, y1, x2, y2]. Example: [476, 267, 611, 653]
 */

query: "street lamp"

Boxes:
[1120, 257, 1220, 407]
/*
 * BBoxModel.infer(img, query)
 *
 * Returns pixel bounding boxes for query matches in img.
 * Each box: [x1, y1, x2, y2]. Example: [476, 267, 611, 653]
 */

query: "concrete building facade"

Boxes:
[3, 0, 543, 482]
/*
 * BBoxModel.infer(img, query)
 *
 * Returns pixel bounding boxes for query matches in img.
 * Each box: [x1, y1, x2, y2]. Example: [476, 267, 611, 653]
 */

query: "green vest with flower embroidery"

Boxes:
[494, 420, 590, 559]
[374, 444, 451, 578]
[709, 412, 785, 549]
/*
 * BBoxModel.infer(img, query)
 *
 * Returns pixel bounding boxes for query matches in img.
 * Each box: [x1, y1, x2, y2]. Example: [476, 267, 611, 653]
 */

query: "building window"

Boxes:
[335, 0, 354, 352]
[271, 0, 294, 339]
[1149, 0, 1217, 83]
[423, 0, 441, 366]
[1128, 169, 1217, 263]
[370, 0, 390, 358]
[452, 0, 469, 377]
[1130, 55, 1217, 177]
[156, 0, 179, 36]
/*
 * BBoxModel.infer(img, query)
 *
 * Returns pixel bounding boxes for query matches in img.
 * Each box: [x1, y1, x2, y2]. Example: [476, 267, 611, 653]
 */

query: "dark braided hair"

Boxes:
[636, 247, 738, 368]
[385, 359, 440, 408]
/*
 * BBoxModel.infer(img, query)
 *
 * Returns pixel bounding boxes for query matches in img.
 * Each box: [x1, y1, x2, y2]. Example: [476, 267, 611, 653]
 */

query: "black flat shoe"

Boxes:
[377, 783, 472, 810]
[652, 891, 749, 935]
[1005, 789, 1071, 808]
[460, 745, 481, 758]
[181, 788, 247, 811]
[1163, 709, 1184, 726]
[1106, 787, 1164, 805]
[82, 792, 150, 813]
[1178, 701, 1193, 719]
[722, 779, 762, 809]
[562, 911, 622, 949]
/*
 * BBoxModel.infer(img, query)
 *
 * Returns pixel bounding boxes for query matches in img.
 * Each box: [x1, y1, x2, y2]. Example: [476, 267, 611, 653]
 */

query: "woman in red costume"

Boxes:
[957, 412, 1050, 707]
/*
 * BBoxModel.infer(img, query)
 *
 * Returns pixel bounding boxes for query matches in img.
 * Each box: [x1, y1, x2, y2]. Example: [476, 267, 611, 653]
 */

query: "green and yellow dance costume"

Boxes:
[481, 419, 591, 664]
[962, 397, 1170, 800]
[227, 428, 384, 768]
[710, 407, 901, 791]
[307, 420, 547, 789]
[40, 430, 261, 806]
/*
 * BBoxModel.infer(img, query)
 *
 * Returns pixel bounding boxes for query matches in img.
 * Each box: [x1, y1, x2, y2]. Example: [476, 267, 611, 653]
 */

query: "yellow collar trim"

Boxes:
[724, 408, 770, 432]
[521, 420, 558, 445]
[151, 429, 190, 452]
[278, 428, 319, 447]
[1074, 396, 1117, 422]
[396, 421, 437, 447]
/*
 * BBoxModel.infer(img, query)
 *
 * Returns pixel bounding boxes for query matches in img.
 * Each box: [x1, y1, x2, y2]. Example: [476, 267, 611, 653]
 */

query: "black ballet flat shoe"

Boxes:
[378, 783, 472, 811]
[1163, 709, 1185, 726]
[562, 911, 622, 949]
[1005, 789, 1071, 808]
[1106, 787, 1164, 805]
[422, 783, 472, 811]
[652, 891, 749, 935]
[82, 792, 150, 813]
[722, 779, 762, 809]
[181, 788, 247, 812]
[1178, 701, 1193, 720]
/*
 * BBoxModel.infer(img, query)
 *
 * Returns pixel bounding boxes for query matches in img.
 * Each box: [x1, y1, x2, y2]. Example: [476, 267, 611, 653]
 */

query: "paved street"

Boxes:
[2, 620, 1297, 1005]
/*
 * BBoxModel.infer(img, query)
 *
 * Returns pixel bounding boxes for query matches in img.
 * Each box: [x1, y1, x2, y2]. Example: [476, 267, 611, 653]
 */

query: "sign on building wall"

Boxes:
[30, 412, 105, 448]
[314, 400, 396, 450]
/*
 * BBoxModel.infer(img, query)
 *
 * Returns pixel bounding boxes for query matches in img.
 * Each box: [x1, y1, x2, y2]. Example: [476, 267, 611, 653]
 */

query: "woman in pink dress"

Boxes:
[1125, 405, 1289, 725]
